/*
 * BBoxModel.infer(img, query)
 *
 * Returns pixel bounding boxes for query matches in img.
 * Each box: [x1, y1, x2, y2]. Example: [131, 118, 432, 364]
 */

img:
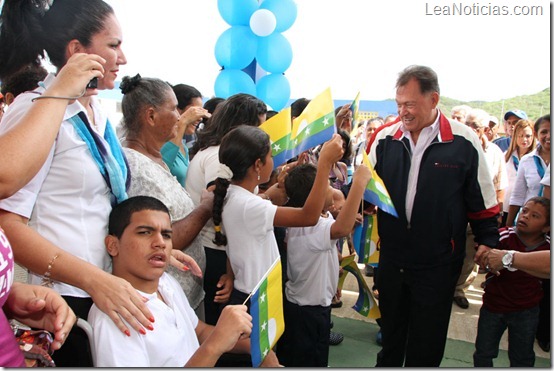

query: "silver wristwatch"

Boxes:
[502, 250, 517, 272]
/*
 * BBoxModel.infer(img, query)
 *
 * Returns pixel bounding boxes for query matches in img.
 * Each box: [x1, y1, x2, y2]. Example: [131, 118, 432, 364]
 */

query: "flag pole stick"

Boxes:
[242, 292, 253, 306]
[241, 257, 281, 306]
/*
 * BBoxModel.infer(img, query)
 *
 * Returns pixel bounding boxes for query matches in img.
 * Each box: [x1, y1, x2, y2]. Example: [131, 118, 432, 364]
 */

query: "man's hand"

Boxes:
[474, 244, 492, 269]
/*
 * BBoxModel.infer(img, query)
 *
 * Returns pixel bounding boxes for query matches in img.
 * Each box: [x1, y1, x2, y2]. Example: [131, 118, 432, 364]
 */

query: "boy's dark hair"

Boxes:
[108, 196, 170, 238]
[284, 163, 317, 208]
[291, 98, 310, 118]
[525, 196, 551, 225]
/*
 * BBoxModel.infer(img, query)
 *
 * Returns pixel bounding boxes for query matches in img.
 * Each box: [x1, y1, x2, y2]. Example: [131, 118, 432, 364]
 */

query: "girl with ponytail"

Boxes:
[212, 125, 344, 307]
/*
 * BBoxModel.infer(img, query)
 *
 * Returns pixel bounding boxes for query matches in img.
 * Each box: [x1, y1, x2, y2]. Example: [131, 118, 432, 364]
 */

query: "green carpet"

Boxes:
[328, 315, 551, 367]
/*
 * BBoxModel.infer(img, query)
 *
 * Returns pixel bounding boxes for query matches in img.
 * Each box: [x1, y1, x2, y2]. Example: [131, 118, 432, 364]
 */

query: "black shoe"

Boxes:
[376, 330, 382, 346]
[329, 331, 344, 346]
[538, 340, 550, 352]
[453, 296, 469, 309]
[331, 300, 343, 308]
[364, 265, 374, 277]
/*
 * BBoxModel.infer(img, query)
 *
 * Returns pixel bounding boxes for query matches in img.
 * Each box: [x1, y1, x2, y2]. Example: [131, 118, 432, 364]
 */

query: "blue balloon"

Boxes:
[259, 0, 297, 32]
[256, 33, 292, 74]
[256, 73, 290, 111]
[217, 0, 258, 26]
[214, 69, 256, 98]
[214, 26, 257, 70]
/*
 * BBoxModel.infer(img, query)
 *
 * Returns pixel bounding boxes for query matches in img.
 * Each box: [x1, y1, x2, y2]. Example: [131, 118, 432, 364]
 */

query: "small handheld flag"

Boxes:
[247, 257, 284, 367]
[337, 254, 380, 318]
[289, 87, 336, 158]
[361, 151, 398, 218]
[259, 107, 292, 168]
[350, 91, 360, 127]
[352, 214, 380, 265]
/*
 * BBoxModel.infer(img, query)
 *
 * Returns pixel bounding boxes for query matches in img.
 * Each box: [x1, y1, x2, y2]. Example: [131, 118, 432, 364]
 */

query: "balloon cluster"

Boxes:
[214, 0, 297, 111]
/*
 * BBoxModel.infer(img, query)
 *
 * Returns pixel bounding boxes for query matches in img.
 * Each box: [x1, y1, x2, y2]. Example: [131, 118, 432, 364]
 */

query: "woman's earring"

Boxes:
[257, 171, 261, 181]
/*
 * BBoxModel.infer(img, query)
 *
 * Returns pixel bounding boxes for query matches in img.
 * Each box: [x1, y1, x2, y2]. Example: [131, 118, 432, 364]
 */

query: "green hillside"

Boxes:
[438, 88, 550, 122]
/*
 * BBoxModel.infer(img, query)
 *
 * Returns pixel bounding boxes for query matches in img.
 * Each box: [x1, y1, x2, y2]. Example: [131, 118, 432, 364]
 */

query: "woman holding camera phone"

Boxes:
[0, 0, 156, 366]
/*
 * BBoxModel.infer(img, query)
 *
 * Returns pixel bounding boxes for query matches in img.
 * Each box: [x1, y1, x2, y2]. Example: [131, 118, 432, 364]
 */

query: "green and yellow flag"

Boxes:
[337, 254, 380, 319]
[289, 87, 336, 157]
[259, 107, 292, 168]
[249, 257, 284, 367]
[350, 91, 360, 126]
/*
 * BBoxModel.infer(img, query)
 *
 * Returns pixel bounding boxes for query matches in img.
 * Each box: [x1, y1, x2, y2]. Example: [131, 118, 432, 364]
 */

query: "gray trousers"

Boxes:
[454, 224, 479, 298]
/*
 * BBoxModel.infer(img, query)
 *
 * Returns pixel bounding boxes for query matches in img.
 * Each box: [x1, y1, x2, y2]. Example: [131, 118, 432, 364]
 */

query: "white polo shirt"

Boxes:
[88, 273, 199, 367]
[285, 213, 339, 307]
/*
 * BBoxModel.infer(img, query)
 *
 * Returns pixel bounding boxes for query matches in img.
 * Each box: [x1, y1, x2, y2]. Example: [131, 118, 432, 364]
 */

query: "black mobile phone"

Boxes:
[86, 77, 98, 89]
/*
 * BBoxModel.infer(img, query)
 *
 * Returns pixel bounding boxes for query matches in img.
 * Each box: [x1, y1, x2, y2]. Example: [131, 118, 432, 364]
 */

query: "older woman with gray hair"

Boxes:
[120, 74, 212, 319]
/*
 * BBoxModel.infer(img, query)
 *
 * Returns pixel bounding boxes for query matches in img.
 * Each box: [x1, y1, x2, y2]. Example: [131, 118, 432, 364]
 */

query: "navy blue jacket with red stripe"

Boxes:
[367, 112, 500, 269]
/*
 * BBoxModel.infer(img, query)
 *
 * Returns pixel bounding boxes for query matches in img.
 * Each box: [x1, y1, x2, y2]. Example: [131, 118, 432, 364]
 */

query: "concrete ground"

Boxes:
[14, 261, 551, 367]
[332, 263, 551, 364]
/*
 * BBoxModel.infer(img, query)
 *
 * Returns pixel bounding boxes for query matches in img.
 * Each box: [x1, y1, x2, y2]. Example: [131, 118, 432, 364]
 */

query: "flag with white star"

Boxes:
[289, 87, 336, 158]
[361, 151, 398, 217]
[259, 106, 292, 168]
[249, 257, 284, 367]
[337, 254, 380, 319]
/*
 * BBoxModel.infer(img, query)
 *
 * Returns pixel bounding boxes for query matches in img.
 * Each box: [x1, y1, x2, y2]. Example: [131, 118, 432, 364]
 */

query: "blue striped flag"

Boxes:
[350, 91, 360, 126]
[289, 87, 336, 158]
[361, 150, 398, 218]
[352, 214, 380, 265]
[259, 107, 292, 168]
[337, 254, 380, 318]
[249, 257, 284, 367]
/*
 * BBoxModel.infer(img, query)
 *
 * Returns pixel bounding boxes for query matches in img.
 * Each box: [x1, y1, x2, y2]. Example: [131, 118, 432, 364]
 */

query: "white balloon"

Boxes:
[250, 9, 277, 37]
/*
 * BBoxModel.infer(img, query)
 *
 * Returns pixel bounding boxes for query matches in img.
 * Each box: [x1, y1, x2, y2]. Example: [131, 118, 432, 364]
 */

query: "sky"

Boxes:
[104, 0, 550, 103]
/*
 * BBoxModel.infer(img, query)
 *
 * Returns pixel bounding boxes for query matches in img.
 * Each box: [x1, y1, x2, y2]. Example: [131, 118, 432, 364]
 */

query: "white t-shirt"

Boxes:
[88, 273, 199, 367]
[185, 146, 223, 251]
[222, 185, 279, 294]
[285, 213, 339, 307]
[0, 74, 113, 297]
[124, 148, 206, 309]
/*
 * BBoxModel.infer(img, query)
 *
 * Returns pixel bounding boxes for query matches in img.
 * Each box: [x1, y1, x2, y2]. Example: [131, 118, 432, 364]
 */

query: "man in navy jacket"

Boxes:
[367, 65, 500, 367]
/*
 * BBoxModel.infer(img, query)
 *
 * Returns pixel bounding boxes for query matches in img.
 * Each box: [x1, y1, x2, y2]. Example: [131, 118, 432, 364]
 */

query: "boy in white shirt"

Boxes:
[276, 163, 371, 367]
[88, 195, 279, 367]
